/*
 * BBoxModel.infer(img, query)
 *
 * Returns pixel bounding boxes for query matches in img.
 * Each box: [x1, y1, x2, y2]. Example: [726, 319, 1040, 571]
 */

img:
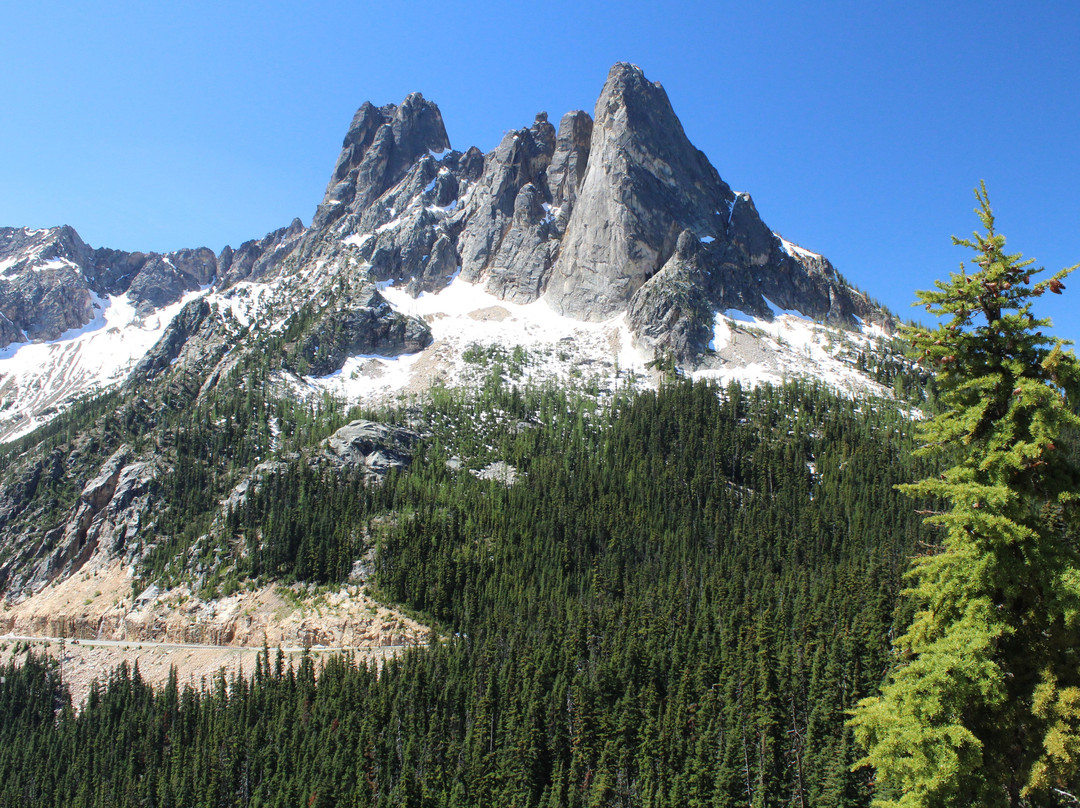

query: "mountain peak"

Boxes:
[604, 61, 652, 86]
[312, 92, 450, 229]
[544, 63, 732, 321]
[0, 63, 896, 445]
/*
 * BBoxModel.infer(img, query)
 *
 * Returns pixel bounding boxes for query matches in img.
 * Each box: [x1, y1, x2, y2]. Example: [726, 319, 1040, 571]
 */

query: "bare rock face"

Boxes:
[216, 218, 306, 287]
[456, 112, 559, 302]
[0, 444, 161, 599]
[0, 63, 891, 398]
[125, 248, 216, 314]
[0, 226, 98, 344]
[0, 226, 225, 350]
[131, 298, 213, 382]
[314, 144, 479, 300]
[628, 221, 886, 362]
[312, 93, 451, 230]
[293, 286, 432, 377]
[361, 155, 451, 284]
[323, 420, 418, 479]
[48, 447, 133, 578]
[406, 232, 459, 296]
[627, 231, 721, 360]
[546, 110, 593, 228]
[545, 63, 735, 321]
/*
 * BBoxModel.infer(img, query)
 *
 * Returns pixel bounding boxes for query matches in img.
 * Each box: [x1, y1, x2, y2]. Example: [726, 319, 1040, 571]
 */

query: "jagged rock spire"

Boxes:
[544, 62, 735, 320]
[312, 93, 450, 229]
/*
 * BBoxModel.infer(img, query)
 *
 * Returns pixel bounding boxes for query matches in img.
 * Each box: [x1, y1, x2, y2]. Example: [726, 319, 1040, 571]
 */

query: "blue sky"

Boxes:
[2, 1, 1079, 339]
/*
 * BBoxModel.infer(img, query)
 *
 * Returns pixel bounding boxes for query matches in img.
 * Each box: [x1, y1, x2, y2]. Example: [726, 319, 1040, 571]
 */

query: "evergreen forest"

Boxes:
[0, 376, 937, 807]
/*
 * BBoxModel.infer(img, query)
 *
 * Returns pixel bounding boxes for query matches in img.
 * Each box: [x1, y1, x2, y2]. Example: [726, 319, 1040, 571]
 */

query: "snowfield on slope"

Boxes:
[0, 289, 205, 442]
[0, 266, 899, 445]
[296, 275, 654, 403]
[691, 300, 892, 397]
[294, 273, 894, 407]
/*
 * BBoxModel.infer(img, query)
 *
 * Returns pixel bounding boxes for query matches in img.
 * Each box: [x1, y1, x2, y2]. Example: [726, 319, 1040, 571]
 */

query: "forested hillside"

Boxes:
[0, 378, 933, 807]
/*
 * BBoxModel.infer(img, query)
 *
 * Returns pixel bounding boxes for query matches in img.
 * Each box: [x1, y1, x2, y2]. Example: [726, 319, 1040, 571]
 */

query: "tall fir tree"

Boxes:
[850, 185, 1080, 806]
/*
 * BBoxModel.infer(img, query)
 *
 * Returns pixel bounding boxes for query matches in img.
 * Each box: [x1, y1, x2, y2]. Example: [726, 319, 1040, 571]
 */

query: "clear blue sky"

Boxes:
[2, 1, 1079, 339]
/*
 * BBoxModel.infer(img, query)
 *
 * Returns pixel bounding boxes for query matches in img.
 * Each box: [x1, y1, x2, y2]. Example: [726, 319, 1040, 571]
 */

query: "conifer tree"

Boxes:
[850, 185, 1080, 806]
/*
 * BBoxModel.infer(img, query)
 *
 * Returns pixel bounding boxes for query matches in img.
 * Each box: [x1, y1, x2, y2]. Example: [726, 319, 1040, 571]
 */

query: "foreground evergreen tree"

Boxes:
[850, 186, 1080, 806]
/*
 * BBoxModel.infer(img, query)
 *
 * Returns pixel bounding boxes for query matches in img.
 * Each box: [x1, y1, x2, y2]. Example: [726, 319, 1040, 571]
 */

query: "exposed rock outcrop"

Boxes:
[0, 226, 98, 343]
[46, 447, 157, 581]
[545, 63, 735, 321]
[546, 110, 593, 229]
[125, 248, 216, 314]
[131, 298, 214, 382]
[456, 112, 559, 302]
[216, 218, 307, 287]
[0, 226, 221, 350]
[0, 443, 161, 600]
[312, 93, 451, 230]
[323, 420, 419, 479]
[292, 286, 432, 376]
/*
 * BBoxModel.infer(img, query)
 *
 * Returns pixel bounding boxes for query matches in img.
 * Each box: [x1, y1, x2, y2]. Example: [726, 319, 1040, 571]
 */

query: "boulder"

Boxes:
[323, 420, 418, 478]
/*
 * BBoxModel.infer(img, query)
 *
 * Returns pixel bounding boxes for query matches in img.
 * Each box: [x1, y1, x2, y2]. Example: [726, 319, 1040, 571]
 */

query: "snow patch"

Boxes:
[376, 218, 403, 234]
[206, 281, 280, 330]
[708, 313, 732, 351]
[0, 288, 206, 442]
[763, 297, 806, 320]
[343, 233, 373, 249]
[777, 236, 820, 260]
[693, 306, 890, 399]
[301, 351, 425, 402]
[427, 200, 458, 214]
[300, 276, 652, 406]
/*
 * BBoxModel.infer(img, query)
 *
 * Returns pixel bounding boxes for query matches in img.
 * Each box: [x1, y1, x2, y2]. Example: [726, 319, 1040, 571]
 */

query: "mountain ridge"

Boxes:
[0, 62, 897, 445]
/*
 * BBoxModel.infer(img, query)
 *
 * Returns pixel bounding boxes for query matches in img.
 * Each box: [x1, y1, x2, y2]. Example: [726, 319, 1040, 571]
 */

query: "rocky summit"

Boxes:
[0, 63, 895, 444]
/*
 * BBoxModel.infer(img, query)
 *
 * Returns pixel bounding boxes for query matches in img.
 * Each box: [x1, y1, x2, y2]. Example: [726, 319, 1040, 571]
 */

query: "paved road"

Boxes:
[0, 633, 420, 654]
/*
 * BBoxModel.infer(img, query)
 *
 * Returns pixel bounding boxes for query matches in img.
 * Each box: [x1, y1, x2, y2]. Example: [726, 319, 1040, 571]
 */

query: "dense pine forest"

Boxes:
[0, 376, 934, 807]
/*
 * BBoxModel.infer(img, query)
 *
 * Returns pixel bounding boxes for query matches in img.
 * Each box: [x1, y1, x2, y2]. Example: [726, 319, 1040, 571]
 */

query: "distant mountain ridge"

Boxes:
[0, 62, 894, 442]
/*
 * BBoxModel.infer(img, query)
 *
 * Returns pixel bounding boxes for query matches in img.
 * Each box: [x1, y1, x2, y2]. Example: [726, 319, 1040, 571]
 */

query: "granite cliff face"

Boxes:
[546, 63, 736, 320]
[312, 93, 451, 231]
[293, 61, 887, 362]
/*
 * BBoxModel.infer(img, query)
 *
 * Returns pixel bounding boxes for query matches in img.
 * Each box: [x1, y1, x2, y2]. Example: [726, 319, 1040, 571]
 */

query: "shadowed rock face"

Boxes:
[0, 227, 98, 345]
[216, 218, 306, 288]
[547, 110, 593, 218]
[0, 226, 222, 349]
[456, 112, 559, 303]
[291, 286, 433, 377]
